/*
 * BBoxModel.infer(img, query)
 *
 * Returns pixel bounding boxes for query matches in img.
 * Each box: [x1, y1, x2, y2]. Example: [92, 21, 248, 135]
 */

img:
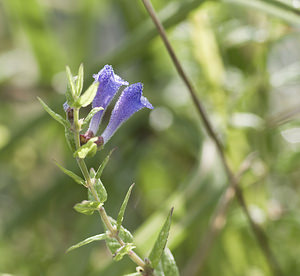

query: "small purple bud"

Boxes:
[101, 82, 153, 144]
[63, 102, 69, 112]
[63, 102, 73, 123]
[88, 65, 128, 135]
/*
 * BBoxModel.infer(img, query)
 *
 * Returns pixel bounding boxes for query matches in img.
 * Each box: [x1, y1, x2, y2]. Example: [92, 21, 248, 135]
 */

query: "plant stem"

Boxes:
[72, 107, 146, 271]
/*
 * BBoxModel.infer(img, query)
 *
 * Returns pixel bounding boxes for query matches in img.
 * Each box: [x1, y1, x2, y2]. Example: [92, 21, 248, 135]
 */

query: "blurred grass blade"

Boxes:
[149, 208, 174, 269]
[96, 0, 207, 68]
[37, 97, 68, 127]
[74, 200, 101, 215]
[76, 63, 84, 97]
[116, 184, 134, 232]
[66, 233, 107, 253]
[2, 0, 64, 81]
[95, 148, 116, 179]
[223, 0, 300, 24]
[53, 161, 85, 186]
[161, 248, 179, 276]
[77, 81, 99, 107]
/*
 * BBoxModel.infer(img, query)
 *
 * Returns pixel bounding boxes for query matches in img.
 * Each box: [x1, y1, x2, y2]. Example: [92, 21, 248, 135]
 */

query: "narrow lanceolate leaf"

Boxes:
[95, 148, 116, 179]
[74, 200, 101, 215]
[38, 97, 68, 127]
[66, 66, 76, 97]
[88, 178, 107, 203]
[66, 233, 107, 253]
[73, 137, 98, 159]
[149, 208, 174, 269]
[77, 81, 99, 107]
[76, 63, 84, 97]
[116, 184, 134, 232]
[64, 127, 76, 152]
[82, 107, 104, 128]
[54, 161, 85, 186]
[65, 86, 75, 106]
[161, 248, 179, 276]
[113, 243, 136, 261]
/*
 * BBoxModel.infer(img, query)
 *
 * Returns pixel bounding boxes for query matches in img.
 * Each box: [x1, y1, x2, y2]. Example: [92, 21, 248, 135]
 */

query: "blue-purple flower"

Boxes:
[88, 65, 128, 136]
[101, 82, 153, 143]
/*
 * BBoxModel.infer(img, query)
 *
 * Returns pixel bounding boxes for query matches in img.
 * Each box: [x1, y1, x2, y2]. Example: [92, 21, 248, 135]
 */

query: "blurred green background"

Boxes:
[0, 0, 300, 275]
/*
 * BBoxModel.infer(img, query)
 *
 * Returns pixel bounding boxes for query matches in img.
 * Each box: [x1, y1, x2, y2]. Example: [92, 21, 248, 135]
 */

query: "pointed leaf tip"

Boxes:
[170, 207, 174, 216]
[76, 63, 84, 97]
[53, 160, 85, 186]
[66, 66, 76, 97]
[95, 148, 116, 178]
[116, 183, 135, 232]
[66, 233, 107, 253]
[77, 81, 99, 107]
[82, 107, 104, 128]
[38, 97, 68, 127]
[149, 208, 173, 269]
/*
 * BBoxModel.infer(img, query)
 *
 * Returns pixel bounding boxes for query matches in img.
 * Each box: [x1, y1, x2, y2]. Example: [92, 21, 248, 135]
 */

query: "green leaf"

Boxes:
[88, 178, 107, 203]
[113, 243, 136, 261]
[123, 273, 142, 276]
[111, 218, 133, 243]
[105, 217, 133, 254]
[149, 208, 174, 269]
[161, 248, 179, 276]
[66, 233, 107, 253]
[74, 200, 101, 215]
[77, 81, 99, 107]
[73, 137, 98, 159]
[65, 86, 75, 106]
[95, 148, 116, 179]
[94, 178, 107, 203]
[66, 66, 76, 97]
[82, 107, 104, 128]
[153, 262, 165, 276]
[38, 97, 68, 127]
[76, 63, 84, 97]
[53, 161, 85, 186]
[64, 127, 76, 152]
[116, 184, 134, 232]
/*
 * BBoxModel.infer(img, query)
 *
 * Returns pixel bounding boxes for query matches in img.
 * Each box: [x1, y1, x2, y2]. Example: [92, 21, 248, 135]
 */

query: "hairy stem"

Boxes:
[72, 107, 146, 270]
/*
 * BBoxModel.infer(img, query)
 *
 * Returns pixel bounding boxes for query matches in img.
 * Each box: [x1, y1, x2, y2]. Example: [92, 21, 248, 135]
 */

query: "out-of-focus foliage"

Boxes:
[0, 0, 299, 275]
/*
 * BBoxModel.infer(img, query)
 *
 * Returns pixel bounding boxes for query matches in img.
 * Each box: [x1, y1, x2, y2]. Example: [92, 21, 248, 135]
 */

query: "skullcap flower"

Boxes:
[101, 82, 153, 144]
[88, 65, 128, 135]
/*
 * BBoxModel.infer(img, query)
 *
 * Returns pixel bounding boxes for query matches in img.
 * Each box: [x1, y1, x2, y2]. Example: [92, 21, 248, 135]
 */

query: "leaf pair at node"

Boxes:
[66, 64, 99, 108]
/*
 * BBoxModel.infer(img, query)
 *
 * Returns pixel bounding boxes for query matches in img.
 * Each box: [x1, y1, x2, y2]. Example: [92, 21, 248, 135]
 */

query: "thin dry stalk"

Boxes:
[140, 1, 283, 275]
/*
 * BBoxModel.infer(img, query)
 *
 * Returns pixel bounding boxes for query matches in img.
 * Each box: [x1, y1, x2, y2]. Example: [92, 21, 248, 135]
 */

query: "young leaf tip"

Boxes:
[170, 207, 174, 216]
